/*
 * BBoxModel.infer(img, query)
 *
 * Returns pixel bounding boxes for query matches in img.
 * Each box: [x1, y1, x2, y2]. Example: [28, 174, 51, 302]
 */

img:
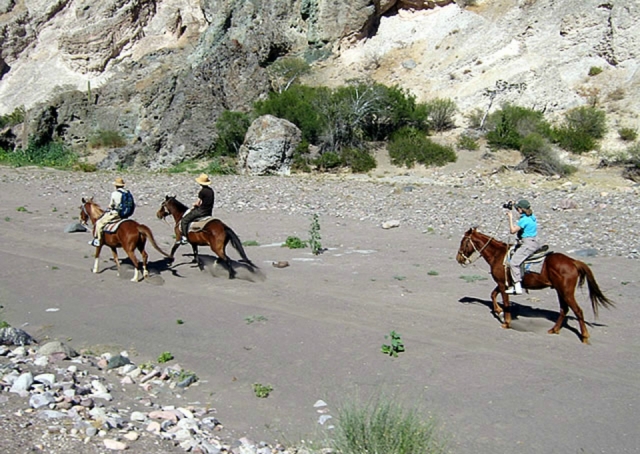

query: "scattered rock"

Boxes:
[272, 261, 289, 268]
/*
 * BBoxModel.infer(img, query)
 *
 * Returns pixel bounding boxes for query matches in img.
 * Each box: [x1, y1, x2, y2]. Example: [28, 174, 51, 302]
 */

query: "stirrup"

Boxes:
[89, 239, 101, 247]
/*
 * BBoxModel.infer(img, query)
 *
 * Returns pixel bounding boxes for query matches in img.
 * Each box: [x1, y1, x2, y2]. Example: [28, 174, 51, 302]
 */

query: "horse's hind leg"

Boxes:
[138, 243, 149, 278]
[123, 248, 141, 282]
[549, 292, 570, 336]
[566, 294, 590, 344]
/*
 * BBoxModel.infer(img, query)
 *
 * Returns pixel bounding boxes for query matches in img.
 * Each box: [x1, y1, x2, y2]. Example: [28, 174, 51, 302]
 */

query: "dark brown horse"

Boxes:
[456, 228, 615, 344]
[80, 197, 169, 281]
[156, 195, 257, 278]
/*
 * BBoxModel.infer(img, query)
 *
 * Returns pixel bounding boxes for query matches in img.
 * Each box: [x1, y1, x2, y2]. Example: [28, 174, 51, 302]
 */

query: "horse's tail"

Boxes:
[137, 224, 170, 258]
[224, 225, 257, 270]
[575, 260, 615, 318]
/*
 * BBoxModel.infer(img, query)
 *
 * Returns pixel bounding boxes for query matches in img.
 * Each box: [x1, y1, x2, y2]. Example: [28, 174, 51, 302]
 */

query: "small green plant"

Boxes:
[588, 66, 603, 76]
[88, 130, 127, 149]
[427, 270, 439, 276]
[157, 352, 174, 363]
[309, 213, 322, 255]
[393, 275, 406, 281]
[139, 361, 155, 371]
[176, 319, 184, 325]
[242, 240, 260, 246]
[51, 266, 59, 270]
[0, 106, 26, 128]
[330, 396, 448, 454]
[283, 236, 307, 249]
[4, 217, 10, 222]
[618, 127, 638, 142]
[381, 331, 405, 357]
[253, 383, 273, 398]
[245, 315, 268, 324]
[460, 274, 488, 283]
[16, 206, 27, 212]
[457, 134, 479, 151]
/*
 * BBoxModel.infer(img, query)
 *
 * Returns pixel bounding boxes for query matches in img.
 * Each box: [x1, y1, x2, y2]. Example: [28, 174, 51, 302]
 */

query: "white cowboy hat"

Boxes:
[195, 173, 211, 185]
[113, 177, 125, 187]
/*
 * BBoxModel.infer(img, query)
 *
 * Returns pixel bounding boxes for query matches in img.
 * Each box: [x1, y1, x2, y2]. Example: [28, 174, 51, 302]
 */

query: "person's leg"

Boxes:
[507, 240, 539, 294]
[93, 212, 118, 246]
[179, 210, 199, 243]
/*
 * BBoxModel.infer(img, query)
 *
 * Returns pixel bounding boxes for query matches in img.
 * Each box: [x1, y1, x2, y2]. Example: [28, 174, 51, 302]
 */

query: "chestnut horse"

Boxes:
[156, 195, 257, 279]
[80, 197, 169, 281]
[456, 228, 615, 344]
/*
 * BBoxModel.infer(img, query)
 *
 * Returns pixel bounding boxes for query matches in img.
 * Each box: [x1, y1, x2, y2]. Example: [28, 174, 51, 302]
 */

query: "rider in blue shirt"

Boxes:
[505, 199, 540, 294]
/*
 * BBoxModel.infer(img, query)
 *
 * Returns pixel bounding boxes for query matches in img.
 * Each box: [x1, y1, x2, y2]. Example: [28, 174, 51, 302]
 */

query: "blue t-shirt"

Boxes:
[517, 213, 537, 238]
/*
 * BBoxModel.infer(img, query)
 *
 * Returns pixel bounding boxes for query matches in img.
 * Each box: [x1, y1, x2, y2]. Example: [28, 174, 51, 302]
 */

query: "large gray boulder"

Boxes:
[238, 115, 302, 176]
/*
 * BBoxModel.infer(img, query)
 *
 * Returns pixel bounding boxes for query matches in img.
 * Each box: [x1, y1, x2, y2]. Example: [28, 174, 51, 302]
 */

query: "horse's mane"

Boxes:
[168, 197, 189, 212]
[472, 229, 509, 251]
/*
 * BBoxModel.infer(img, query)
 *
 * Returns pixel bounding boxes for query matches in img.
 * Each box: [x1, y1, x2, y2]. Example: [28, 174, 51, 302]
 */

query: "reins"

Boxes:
[458, 218, 506, 267]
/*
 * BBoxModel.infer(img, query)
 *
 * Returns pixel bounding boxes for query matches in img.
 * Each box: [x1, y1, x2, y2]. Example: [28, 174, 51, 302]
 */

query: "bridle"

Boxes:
[80, 203, 92, 226]
[458, 232, 493, 267]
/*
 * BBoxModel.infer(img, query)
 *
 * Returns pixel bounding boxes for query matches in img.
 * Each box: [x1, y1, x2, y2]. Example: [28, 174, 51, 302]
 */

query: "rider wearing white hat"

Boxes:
[90, 177, 128, 247]
[179, 173, 215, 244]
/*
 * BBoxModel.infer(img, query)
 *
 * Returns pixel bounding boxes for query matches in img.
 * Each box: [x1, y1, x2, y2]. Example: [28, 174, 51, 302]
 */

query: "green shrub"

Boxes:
[88, 130, 127, 148]
[563, 106, 607, 139]
[520, 133, 576, 176]
[330, 396, 448, 454]
[552, 126, 597, 154]
[0, 140, 77, 168]
[618, 127, 637, 142]
[314, 151, 342, 170]
[203, 157, 237, 175]
[341, 147, 377, 173]
[426, 98, 457, 132]
[485, 104, 547, 150]
[212, 110, 251, 157]
[588, 66, 603, 76]
[283, 236, 307, 249]
[291, 140, 312, 172]
[0, 107, 26, 128]
[266, 57, 310, 93]
[457, 134, 479, 151]
[388, 127, 456, 168]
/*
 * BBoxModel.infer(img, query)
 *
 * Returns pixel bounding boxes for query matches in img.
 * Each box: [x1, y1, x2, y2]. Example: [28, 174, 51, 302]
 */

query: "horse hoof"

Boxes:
[501, 323, 510, 330]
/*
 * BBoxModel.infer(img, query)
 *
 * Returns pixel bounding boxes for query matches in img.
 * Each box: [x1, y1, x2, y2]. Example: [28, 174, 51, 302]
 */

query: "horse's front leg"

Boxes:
[92, 245, 103, 273]
[191, 244, 199, 264]
[498, 286, 512, 329]
[110, 247, 122, 277]
[490, 286, 504, 323]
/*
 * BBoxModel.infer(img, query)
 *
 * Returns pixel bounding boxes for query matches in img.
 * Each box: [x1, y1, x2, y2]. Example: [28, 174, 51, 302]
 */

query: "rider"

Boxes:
[179, 173, 215, 244]
[90, 177, 128, 247]
[505, 199, 540, 295]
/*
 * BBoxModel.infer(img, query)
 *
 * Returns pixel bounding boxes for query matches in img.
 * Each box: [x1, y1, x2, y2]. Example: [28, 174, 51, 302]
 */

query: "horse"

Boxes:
[80, 197, 170, 281]
[456, 227, 615, 344]
[155, 195, 257, 279]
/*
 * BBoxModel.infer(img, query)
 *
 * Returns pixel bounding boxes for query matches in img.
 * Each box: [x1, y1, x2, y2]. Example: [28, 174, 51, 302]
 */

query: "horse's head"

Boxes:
[456, 227, 478, 266]
[80, 197, 99, 226]
[156, 195, 174, 220]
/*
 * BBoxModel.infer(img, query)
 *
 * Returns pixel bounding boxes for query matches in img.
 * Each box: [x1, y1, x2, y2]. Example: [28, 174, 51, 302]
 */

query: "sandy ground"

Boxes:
[0, 165, 638, 454]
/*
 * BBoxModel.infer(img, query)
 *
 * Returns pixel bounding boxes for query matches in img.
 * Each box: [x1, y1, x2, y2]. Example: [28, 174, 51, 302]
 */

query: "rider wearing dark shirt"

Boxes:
[180, 173, 215, 244]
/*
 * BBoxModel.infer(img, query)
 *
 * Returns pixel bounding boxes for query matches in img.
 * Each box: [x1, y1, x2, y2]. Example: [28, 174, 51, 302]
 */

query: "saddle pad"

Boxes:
[103, 219, 131, 233]
[189, 216, 216, 232]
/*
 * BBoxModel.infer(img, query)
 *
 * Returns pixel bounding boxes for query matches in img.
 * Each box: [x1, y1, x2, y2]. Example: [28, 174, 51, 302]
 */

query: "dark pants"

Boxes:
[180, 208, 210, 238]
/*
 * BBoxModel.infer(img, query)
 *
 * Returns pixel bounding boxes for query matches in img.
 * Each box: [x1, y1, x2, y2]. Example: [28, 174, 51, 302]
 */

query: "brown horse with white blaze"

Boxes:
[156, 195, 257, 279]
[456, 228, 615, 344]
[80, 197, 170, 281]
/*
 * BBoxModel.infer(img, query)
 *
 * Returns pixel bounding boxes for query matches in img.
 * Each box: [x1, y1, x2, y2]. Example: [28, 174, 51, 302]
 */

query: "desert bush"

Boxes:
[485, 104, 547, 150]
[254, 84, 327, 144]
[426, 98, 457, 132]
[457, 134, 479, 151]
[607, 88, 625, 101]
[618, 127, 637, 142]
[330, 396, 448, 454]
[314, 151, 342, 170]
[519, 133, 575, 176]
[588, 66, 603, 76]
[465, 108, 484, 129]
[563, 106, 607, 139]
[388, 127, 457, 168]
[340, 147, 377, 173]
[551, 127, 596, 154]
[212, 110, 251, 157]
[0, 106, 26, 128]
[0, 139, 77, 168]
[203, 157, 237, 175]
[291, 140, 312, 172]
[266, 57, 310, 93]
[88, 130, 127, 149]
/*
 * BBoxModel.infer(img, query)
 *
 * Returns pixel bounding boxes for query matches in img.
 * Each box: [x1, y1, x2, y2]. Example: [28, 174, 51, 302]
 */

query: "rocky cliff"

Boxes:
[0, 0, 638, 169]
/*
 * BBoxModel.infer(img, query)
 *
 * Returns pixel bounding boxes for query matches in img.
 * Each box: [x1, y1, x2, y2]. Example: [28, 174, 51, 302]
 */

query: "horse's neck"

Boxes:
[90, 206, 104, 224]
[475, 234, 507, 265]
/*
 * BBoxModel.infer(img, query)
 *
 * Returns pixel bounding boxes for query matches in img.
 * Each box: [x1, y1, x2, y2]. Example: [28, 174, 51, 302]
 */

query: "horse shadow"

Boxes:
[102, 257, 181, 281]
[458, 295, 607, 341]
[181, 253, 266, 283]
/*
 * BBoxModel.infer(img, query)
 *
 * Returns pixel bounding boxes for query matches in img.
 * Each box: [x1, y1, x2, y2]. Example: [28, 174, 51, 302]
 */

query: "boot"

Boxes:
[89, 238, 101, 247]
[506, 281, 523, 295]
[180, 236, 188, 245]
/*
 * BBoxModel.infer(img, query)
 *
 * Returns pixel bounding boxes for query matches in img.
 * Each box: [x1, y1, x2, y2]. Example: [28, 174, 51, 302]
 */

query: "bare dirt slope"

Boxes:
[0, 166, 638, 454]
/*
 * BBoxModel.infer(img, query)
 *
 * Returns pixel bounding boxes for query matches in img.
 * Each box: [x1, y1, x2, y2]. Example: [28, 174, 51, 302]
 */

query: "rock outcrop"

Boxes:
[0, 0, 638, 169]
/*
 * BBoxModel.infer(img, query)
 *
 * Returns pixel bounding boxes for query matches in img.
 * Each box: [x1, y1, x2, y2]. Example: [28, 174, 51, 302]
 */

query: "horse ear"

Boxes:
[82, 197, 86, 203]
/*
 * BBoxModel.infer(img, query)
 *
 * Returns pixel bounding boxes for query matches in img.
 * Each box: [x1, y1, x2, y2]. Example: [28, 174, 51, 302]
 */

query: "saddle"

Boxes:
[505, 244, 553, 276]
[187, 216, 215, 232]
[103, 219, 131, 233]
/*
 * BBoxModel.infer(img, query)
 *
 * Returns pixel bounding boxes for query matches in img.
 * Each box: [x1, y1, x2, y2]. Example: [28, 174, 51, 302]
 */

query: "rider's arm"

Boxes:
[506, 211, 520, 234]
